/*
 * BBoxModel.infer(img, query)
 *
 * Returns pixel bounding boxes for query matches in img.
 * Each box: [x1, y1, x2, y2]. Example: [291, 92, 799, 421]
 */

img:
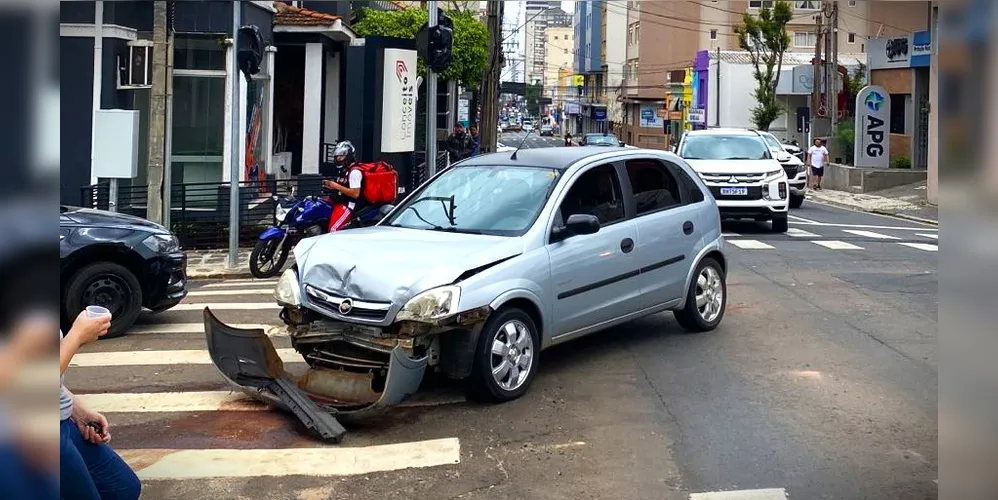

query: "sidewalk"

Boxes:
[185, 248, 295, 279]
[807, 181, 938, 225]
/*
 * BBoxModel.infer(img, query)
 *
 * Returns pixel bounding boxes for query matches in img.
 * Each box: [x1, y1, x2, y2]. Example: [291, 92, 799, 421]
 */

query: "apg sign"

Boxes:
[853, 85, 891, 168]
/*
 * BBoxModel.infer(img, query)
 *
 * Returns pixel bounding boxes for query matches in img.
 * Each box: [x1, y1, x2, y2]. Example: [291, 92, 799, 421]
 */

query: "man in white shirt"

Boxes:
[806, 138, 829, 190]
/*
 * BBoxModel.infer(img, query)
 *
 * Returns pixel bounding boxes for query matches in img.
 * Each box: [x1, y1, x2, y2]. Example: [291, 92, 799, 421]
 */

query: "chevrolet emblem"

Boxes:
[338, 298, 353, 315]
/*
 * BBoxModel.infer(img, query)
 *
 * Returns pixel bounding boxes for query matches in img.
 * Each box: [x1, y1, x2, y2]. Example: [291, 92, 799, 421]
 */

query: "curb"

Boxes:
[808, 197, 938, 226]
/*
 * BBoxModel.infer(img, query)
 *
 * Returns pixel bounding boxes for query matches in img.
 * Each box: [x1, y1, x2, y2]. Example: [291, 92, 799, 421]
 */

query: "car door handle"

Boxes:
[683, 221, 695, 235]
[620, 238, 634, 253]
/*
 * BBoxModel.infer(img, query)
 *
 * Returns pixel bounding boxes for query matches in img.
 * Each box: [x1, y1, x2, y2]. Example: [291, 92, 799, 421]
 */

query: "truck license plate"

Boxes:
[720, 187, 748, 196]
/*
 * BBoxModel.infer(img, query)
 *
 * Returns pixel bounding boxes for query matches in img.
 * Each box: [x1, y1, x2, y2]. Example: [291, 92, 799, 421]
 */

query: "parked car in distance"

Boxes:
[60, 206, 188, 337]
[540, 124, 554, 136]
[522, 121, 534, 132]
[674, 128, 790, 232]
[204, 147, 728, 425]
[758, 131, 807, 208]
[580, 133, 625, 147]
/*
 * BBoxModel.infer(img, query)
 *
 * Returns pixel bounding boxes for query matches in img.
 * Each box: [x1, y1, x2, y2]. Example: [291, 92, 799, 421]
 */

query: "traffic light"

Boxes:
[415, 12, 454, 73]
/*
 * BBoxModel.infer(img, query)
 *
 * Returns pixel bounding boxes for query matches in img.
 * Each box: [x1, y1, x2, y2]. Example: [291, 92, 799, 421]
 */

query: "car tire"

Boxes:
[789, 194, 805, 209]
[64, 262, 143, 339]
[771, 215, 789, 232]
[673, 257, 726, 333]
[467, 307, 541, 403]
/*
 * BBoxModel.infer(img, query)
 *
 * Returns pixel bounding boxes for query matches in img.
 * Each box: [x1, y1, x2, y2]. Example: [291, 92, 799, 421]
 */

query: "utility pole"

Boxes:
[822, 1, 834, 137]
[829, 1, 839, 131]
[227, 0, 241, 267]
[479, 0, 502, 154]
[145, 1, 168, 223]
[425, 1, 439, 176]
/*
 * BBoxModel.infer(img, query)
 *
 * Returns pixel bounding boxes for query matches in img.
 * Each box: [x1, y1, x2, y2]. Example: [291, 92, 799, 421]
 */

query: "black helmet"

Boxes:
[332, 140, 356, 168]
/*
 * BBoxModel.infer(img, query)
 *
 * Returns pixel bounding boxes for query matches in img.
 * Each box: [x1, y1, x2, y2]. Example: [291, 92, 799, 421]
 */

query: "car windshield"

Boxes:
[679, 134, 771, 160]
[585, 134, 618, 146]
[761, 134, 784, 151]
[384, 165, 559, 236]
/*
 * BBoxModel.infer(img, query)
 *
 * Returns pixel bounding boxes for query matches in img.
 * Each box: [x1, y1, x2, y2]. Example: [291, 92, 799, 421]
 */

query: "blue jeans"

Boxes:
[59, 419, 140, 500]
[0, 443, 58, 500]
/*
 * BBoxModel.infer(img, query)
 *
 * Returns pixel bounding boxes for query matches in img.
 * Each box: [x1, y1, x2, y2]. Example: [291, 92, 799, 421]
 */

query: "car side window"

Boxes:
[669, 163, 706, 204]
[557, 164, 625, 227]
[624, 159, 684, 215]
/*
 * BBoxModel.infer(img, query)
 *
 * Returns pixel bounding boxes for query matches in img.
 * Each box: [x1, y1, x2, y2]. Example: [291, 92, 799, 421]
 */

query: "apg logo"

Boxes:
[395, 60, 408, 82]
[865, 91, 885, 112]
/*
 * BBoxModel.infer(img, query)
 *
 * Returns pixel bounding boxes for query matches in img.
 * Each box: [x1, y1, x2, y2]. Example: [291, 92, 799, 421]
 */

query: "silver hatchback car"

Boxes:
[204, 147, 728, 438]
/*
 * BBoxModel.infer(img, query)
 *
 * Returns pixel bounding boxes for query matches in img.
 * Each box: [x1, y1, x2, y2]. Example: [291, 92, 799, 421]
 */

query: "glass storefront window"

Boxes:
[171, 75, 225, 191]
[174, 35, 227, 71]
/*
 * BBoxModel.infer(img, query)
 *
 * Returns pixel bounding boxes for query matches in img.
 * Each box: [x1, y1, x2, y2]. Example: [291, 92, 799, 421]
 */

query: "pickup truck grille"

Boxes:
[700, 172, 767, 184]
[781, 164, 801, 178]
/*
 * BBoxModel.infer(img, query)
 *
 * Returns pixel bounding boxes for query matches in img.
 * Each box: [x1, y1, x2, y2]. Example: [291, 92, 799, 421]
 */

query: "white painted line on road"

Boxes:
[917, 233, 938, 240]
[788, 214, 819, 223]
[812, 240, 864, 250]
[172, 302, 280, 311]
[186, 289, 275, 297]
[786, 228, 820, 238]
[898, 242, 938, 252]
[86, 390, 467, 413]
[202, 280, 278, 288]
[70, 348, 302, 367]
[120, 438, 461, 479]
[727, 239, 775, 250]
[200, 277, 279, 284]
[128, 323, 284, 336]
[842, 229, 900, 240]
[690, 488, 789, 500]
[790, 220, 935, 231]
[721, 232, 741, 237]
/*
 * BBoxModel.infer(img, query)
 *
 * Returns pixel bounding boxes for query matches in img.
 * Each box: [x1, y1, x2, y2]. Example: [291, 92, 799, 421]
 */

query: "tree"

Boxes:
[352, 8, 489, 88]
[841, 62, 867, 119]
[833, 62, 866, 164]
[525, 80, 542, 117]
[735, 1, 792, 131]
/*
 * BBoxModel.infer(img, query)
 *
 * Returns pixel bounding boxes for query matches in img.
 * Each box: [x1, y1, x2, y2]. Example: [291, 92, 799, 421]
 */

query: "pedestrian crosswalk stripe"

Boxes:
[898, 242, 937, 252]
[722, 232, 740, 237]
[727, 239, 775, 249]
[119, 438, 461, 480]
[70, 348, 302, 367]
[202, 280, 278, 288]
[842, 229, 900, 240]
[786, 228, 820, 238]
[171, 302, 281, 311]
[917, 233, 938, 240]
[202, 277, 279, 285]
[690, 488, 789, 500]
[83, 390, 467, 413]
[186, 288, 275, 297]
[812, 240, 864, 250]
[128, 323, 284, 336]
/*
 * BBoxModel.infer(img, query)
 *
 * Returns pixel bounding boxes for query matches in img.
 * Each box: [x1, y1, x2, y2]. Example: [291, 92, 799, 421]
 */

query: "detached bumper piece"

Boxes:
[202, 307, 428, 442]
[203, 308, 346, 443]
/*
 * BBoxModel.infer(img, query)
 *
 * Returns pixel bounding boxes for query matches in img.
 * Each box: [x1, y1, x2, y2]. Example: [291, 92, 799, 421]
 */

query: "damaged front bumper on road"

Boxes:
[203, 307, 429, 443]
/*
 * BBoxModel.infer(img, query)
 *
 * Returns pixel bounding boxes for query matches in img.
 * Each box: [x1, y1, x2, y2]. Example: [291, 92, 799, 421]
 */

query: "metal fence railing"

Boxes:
[409, 151, 450, 191]
[80, 180, 279, 250]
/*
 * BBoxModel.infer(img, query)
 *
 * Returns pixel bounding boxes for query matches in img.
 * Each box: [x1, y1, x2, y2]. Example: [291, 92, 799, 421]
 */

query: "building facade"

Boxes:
[524, 3, 571, 86]
[570, 0, 605, 135]
[543, 27, 574, 104]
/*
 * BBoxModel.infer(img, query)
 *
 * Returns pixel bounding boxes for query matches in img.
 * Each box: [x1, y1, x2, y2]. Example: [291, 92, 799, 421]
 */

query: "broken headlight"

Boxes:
[396, 285, 461, 323]
[274, 268, 301, 307]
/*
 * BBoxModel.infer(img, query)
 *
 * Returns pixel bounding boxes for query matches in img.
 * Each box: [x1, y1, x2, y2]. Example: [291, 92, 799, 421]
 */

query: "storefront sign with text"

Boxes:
[853, 85, 891, 168]
[381, 48, 418, 153]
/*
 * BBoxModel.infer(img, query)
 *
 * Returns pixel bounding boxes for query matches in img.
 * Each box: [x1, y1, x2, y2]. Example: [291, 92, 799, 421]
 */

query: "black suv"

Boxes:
[60, 206, 188, 338]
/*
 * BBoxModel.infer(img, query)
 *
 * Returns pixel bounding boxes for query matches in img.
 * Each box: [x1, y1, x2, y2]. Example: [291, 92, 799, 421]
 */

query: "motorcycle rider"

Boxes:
[322, 141, 365, 232]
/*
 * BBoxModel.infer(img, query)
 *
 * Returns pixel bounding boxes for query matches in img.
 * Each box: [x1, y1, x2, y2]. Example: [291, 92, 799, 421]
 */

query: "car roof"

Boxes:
[458, 146, 631, 170]
[686, 127, 761, 136]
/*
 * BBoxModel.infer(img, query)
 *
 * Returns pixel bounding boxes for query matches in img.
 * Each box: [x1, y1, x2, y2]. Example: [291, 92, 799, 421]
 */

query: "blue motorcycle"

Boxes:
[249, 186, 393, 278]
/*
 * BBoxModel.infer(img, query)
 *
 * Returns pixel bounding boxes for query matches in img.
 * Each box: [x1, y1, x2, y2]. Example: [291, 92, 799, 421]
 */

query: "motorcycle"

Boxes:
[249, 186, 395, 279]
[782, 139, 805, 162]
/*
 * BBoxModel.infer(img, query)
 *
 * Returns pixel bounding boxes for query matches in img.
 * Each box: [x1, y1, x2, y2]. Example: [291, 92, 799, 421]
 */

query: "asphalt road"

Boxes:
[64, 166, 937, 498]
[499, 130, 563, 149]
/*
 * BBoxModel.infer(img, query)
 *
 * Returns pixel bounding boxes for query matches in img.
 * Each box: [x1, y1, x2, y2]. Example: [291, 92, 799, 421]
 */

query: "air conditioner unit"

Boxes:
[117, 40, 154, 89]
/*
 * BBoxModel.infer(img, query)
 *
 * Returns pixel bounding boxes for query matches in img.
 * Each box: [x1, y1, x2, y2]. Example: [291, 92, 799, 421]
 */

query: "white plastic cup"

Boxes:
[86, 305, 111, 318]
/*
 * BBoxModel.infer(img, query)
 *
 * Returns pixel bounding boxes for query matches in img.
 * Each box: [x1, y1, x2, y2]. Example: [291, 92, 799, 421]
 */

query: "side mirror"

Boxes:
[619, 141, 626, 147]
[565, 214, 600, 235]
[777, 152, 792, 162]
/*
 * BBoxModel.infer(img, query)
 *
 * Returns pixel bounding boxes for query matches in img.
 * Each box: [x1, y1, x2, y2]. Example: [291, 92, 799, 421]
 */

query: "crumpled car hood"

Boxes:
[294, 226, 524, 304]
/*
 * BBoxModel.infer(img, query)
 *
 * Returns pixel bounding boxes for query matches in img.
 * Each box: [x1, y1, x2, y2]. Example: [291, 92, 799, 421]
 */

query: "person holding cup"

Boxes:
[60, 307, 141, 500]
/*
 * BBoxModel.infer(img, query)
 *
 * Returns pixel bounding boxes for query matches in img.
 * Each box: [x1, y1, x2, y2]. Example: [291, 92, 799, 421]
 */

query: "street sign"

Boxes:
[854, 85, 891, 168]
[687, 108, 705, 124]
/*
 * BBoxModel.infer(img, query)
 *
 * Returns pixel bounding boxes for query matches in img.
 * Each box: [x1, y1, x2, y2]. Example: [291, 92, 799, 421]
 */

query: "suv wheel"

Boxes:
[468, 307, 541, 403]
[64, 262, 143, 339]
[772, 215, 789, 232]
[674, 257, 726, 333]
[789, 194, 805, 209]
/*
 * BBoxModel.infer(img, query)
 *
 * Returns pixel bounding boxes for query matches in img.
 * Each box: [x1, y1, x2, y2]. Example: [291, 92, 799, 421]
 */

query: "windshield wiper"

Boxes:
[723, 156, 753, 160]
[428, 227, 485, 235]
[404, 195, 457, 225]
[390, 206, 443, 230]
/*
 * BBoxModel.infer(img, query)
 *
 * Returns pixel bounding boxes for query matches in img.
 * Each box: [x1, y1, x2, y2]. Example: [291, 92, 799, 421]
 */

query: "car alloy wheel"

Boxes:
[695, 265, 724, 323]
[490, 319, 535, 392]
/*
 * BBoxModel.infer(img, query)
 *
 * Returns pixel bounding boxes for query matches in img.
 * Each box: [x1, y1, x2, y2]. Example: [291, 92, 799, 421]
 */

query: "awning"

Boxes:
[272, 1, 356, 42]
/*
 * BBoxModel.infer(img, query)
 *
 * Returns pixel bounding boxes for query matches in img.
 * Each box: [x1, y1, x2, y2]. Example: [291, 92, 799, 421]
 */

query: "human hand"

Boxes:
[67, 310, 111, 346]
[9, 312, 58, 358]
[73, 404, 111, 444]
